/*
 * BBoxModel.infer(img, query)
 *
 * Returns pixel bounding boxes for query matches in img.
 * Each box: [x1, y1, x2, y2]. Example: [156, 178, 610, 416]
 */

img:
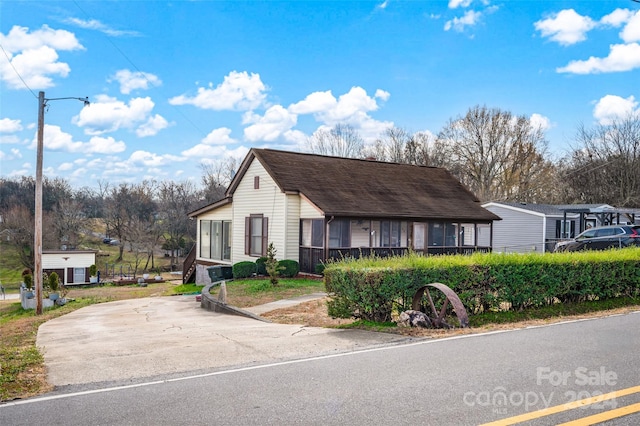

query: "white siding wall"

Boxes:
[285, 194, 300, 261]
[231, 159, 288, 263]
[197, 203, 233, 262]
[300, 197, 323, 219]
[199, 204, 233, 221]
[483, 205, 545, 253]
[42, 252, 95, 269]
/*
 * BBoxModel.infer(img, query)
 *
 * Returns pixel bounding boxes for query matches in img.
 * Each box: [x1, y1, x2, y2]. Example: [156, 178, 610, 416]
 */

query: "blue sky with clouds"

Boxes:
[1, 1, 639, 188]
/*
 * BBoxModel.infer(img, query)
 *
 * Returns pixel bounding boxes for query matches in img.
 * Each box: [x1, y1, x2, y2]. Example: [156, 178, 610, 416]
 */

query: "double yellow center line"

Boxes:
[481, 385, 640, 426]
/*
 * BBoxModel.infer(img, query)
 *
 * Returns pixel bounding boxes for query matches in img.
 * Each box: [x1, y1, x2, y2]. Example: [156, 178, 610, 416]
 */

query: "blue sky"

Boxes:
[1, 1, 639, 189]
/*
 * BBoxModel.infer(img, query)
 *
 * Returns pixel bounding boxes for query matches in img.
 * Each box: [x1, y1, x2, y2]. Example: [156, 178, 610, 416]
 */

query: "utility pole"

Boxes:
[34, 92, 45, 314]
[34, 91, 89, 315]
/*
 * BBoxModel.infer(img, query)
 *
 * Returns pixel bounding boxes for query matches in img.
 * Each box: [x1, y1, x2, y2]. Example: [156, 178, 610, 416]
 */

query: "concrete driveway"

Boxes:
[37, 296, 410, 386]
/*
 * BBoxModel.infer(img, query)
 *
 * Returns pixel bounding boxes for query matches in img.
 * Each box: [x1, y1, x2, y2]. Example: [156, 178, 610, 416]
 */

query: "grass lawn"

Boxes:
[209, 278, 325, 307]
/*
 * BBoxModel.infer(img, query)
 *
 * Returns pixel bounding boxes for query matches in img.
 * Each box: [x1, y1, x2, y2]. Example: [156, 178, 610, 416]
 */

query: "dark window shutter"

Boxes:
[85, 268, 90, 283]
[262, 217, 269, 255]
[67, 268, 74, 284]
[254, 176, 260, 189]
[555, 220, 561, 238]
[245, 217, 250, 255]
[570, 221, 576, 238]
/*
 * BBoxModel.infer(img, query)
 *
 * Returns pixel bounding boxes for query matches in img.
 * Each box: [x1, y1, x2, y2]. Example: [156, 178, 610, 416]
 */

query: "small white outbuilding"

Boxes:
[42, 250, 97, 286]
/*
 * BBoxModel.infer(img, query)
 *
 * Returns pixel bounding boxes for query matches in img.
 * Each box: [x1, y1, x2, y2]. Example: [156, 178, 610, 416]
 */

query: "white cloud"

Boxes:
[534, 9, 595, 46]
[85, 136, 127, 154]
[375, 89, 391, 101]
[283, 129, 308, 145]
[58, 162, 74, 171]
[317, 87, 381, 124]
[202, 127, 237, 146]
[0, 135, 21, 144]
[7, 163, 30, 177]
[0, 118, 24, 144]
[36, 125, 84, 152]
[593, 95, 639, 125]
[620, 11, 640, 43]
[289, 91, 337, 115]
[111, 69, 162, 94]
[196, 146, 250, 168]
[376, 1, 389, 10]
[0, 118, 23, 133]
[63, 17, 140, 37]
[557, 43, 640, 74]
[128, 150, 185, 167]
[0, 147, 22, 162]
[530, 113, 551, 131]
[444, 10, 482, 33]
[600, 9, 635, 28]
[136, 114, 170, 137]
[448, 0, 472, 9]
[28, 124, 127, 154]
[243, 105, 298, 142]
[0, 25, 84, 89]
[169, 71, 268, 111]
[181, 128, 238, 158]
[73, 95, 168, 136]
[288, 86, 392, 143]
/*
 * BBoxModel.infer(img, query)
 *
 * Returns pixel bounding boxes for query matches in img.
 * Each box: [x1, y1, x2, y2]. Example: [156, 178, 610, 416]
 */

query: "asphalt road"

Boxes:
[2, 310, 640, 425]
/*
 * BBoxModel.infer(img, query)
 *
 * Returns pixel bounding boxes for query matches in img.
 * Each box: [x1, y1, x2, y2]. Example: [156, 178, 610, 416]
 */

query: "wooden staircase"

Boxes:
[182, 245, 197, 284]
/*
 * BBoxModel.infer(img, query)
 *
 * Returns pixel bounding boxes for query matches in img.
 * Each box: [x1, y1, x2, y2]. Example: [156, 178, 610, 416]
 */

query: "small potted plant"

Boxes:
[48, 271, 60, 301]
[22, 269, 34, 298]
[154, 267, 163, 281]
[89, 264, 98, 283]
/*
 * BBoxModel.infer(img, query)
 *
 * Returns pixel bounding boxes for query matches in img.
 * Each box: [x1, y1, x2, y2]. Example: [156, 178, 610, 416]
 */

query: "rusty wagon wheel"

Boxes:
[411, 283, 469, 328]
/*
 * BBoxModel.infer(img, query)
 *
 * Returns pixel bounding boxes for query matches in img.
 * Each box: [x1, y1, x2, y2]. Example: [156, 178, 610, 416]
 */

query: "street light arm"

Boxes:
[44, 96, 90, 107]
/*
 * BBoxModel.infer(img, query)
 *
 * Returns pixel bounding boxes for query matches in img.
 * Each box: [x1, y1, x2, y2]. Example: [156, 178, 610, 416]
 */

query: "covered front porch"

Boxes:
[299, 217, 493, 273]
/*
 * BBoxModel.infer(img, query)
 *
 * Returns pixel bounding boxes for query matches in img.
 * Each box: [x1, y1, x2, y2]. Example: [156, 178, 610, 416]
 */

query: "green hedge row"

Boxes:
[232, 259, 301, 279]
[324, 248, 640, 322]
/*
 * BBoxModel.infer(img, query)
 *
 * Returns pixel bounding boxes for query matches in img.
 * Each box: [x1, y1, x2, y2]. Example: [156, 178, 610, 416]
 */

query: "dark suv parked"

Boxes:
[554, 225, 640, 252]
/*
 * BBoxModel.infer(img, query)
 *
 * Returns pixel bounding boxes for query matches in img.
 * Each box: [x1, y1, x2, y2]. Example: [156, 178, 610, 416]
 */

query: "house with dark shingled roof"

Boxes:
[183, 148, 500, 282]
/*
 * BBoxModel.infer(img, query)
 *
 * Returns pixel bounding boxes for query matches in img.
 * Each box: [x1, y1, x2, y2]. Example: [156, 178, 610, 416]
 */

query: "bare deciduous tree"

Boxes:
[158, 180, 200, 265]
[562, 114, 640, 207]
[365, 126, 446, 167]
[104, 182, 157, 261]
[0, 205, 56, 269]
[51, 199, 88, 249]
[200, 157, 238, 204]
[436, 105, 556, 202]
[306, 124, 364, 158]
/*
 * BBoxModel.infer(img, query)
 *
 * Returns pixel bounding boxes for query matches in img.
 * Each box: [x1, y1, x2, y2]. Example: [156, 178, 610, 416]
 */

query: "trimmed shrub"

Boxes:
[255, 257, 267, 275]
[323, 248, 640, 322]
[48, 271, 60, 292]
[278, 260, 300, 278]
[233, 261, 256, 278]
[314, 263, 325, 275]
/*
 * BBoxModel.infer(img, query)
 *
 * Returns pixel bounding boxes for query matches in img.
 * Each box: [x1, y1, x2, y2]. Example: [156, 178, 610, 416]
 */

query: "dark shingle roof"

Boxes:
[230, 149, 498, 221]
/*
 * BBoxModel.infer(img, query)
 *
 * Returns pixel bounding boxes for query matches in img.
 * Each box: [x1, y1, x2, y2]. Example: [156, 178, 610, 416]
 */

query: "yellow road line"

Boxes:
[479, 385, 640, 426]
[557, 401, 640, 425]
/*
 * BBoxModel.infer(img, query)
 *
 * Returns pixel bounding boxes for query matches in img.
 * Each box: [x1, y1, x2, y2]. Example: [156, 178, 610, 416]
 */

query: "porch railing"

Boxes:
[299, 246, 492, 273]
[182, 245, 197, 284]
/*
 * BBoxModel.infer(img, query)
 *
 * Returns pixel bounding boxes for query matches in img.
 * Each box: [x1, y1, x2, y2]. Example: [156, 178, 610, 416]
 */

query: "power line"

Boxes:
[71, 0, 210, 140]
[0, 43, 38, 99]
